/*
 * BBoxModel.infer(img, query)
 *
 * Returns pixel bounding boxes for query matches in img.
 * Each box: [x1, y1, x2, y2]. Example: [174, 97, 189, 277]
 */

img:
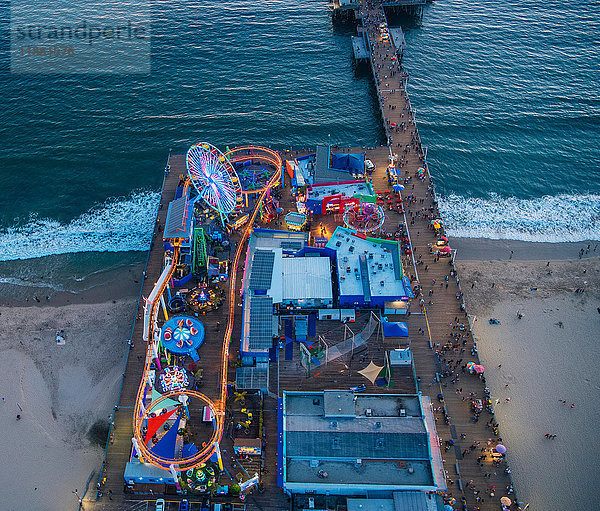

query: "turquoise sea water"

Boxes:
[0, 0, 599, 272]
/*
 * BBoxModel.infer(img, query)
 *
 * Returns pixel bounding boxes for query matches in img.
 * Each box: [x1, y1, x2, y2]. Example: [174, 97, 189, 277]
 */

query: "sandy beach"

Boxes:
[454, 238, 600, 511]
[1, 239, 598, 510]
[0, 262, 142, 511]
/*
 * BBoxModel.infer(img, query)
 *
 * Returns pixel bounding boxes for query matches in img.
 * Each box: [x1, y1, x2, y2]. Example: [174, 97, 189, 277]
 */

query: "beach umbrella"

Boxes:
[448, 497, 456, 505]
[393, 184, 404, 192]
[500, 497, 512, 506]
[440, 246, 452, 253]
[444, 505, 454, 511]
[495, 444, 507, 454]
[466, 361, 475, 369]
[439, 236, 448, 242]
[473, 364, 485, 374]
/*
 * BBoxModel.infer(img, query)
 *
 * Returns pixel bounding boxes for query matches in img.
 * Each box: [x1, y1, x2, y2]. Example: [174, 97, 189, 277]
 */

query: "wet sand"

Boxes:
[0, 263, 143, 510]
[455, 240, 600, 511]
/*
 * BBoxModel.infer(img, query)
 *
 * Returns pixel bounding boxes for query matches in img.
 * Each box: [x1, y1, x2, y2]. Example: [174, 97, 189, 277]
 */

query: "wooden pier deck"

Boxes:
[88, 2, 518, 510]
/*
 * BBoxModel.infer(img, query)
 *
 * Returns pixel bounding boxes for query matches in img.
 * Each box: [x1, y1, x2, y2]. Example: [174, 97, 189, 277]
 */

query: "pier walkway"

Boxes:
[352, 2, 519, 510]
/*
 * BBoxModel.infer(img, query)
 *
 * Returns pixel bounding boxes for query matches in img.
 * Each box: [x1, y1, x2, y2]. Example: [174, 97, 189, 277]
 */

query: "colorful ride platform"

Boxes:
[161, 316, 205, 361]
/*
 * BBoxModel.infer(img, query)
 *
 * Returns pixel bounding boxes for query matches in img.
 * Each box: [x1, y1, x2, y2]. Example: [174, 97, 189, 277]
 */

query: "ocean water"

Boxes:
[0, 0, 599, 279]
[398, 0, 600, 240]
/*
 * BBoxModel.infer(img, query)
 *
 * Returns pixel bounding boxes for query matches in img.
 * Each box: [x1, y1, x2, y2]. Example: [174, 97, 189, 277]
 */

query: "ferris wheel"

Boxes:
[186, 142, 242, 225]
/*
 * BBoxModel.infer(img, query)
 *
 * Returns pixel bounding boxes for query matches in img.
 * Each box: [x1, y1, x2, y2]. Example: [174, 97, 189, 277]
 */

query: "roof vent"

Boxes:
[330, 420, 338, 428]
[375, 421, 382, 429]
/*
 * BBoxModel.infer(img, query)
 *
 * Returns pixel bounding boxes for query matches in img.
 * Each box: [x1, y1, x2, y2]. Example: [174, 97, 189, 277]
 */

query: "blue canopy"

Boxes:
[182, 443, 198, 459]
[149, 411, 182, 460]
[382, 320, 409, 338]
[331, 152, 365, 173]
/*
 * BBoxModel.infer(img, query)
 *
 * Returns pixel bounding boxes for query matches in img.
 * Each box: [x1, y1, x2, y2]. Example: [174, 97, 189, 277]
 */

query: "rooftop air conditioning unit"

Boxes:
[400, 409, 406, 417]
[365, 408, 372, 417]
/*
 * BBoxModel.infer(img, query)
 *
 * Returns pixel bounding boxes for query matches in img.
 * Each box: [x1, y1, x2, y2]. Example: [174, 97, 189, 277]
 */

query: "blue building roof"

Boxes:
[281, 392, 443, 494]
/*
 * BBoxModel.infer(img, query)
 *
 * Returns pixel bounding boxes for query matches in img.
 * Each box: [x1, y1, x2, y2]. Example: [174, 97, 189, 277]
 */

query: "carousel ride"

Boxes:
[343, 200, 386, 234]
[186, 286, 224, 314]
[132, 143, 283, 476]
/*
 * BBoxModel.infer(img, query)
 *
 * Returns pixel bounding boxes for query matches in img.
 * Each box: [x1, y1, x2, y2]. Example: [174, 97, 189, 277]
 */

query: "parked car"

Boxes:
[155, 499, 165, 511]
[179, 499, 190, 511]
[365, 159, 376, 173]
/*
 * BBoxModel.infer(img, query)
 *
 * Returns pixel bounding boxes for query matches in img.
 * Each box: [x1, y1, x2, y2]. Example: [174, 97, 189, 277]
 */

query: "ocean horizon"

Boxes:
[1, 0, 598, 267]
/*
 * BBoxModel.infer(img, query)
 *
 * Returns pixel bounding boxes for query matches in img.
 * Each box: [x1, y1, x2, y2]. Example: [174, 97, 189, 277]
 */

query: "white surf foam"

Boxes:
[0, 191, 160, 262]
[0, 276, 70, 292]
[437, 193, 600, 243]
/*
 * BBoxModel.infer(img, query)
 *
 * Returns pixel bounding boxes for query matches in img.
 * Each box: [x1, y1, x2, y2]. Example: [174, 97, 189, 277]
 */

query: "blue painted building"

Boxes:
[279, 391, 446, 496]
[326, 227, 413, 308]
[240, 229, 334, 366]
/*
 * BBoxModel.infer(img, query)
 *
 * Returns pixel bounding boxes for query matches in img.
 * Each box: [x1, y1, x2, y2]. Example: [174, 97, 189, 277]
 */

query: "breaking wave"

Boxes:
[437, 193, 600, 242]
[0, 191, 160, 261]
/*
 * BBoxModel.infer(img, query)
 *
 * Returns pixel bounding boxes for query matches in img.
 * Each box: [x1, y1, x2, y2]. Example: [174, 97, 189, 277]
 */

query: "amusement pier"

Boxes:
[94, 2, 519, 510]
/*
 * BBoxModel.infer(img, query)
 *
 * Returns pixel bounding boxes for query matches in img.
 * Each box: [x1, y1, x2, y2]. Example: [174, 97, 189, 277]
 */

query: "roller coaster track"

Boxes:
[224, 146, 282, 195]
[131, 152, 282, 471]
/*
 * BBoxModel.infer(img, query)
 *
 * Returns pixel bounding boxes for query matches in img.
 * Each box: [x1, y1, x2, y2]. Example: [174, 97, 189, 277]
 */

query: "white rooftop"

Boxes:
[282, 257, 333, 302]
[308, 181, 371, 200]
[327, 227, 404, 299]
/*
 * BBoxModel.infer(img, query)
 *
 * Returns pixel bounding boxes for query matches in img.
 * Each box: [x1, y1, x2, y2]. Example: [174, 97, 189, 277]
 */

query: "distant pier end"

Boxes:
[330, 0, 428, 22]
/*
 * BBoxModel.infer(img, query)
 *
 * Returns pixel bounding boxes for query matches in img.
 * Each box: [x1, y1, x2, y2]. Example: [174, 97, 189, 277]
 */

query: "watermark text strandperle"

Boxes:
[13, 20, 147, 45]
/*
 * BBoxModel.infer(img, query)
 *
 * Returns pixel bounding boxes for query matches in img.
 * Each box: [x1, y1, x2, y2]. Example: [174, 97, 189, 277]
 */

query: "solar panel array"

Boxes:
[249, 250, 275, 290]
[248, 295, 274, 349]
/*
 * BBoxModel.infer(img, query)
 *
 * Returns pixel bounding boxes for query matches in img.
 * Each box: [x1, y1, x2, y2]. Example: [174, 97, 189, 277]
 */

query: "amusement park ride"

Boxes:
[130, 144, 282, 480]
[128, 142, 393, 487]
[186, 142, 243, 226]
